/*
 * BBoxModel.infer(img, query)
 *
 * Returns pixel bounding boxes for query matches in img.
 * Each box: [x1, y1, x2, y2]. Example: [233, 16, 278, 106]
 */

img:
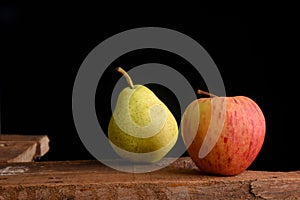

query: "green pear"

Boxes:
[108, 67, 178, 163]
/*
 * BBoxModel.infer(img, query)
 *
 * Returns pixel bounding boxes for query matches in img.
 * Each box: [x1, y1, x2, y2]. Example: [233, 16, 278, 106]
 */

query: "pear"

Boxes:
[108, 67, 178, 163]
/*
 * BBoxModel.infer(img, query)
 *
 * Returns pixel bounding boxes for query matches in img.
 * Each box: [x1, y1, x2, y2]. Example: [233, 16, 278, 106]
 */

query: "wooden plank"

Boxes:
[0, 141, 37, 163]
[0, 135, 49, 163]
[0, 157, 299, 199]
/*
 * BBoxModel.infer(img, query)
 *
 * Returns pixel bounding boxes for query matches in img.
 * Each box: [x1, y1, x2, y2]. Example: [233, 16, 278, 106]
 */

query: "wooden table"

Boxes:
[0, 157, 299, 199]
[0, 134, 50, 163]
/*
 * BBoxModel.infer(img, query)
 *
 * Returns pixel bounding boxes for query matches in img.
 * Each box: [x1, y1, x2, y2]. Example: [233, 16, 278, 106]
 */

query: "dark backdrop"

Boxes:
[1, 5, 299, 171]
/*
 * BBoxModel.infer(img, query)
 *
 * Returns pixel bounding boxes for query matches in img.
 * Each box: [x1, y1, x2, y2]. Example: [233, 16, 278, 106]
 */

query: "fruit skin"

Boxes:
[108, 85, 178, 163]
[181, 96, 266, 175]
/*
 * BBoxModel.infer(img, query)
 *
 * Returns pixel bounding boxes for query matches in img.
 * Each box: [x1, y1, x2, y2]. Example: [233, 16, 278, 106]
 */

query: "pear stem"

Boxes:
[197, 89, 218, 97]
[116, 67, 134, 89]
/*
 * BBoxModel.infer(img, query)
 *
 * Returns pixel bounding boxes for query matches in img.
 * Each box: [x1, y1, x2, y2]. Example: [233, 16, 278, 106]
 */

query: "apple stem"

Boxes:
[197, 89, 218, 97]
[116, 67, 134, 89]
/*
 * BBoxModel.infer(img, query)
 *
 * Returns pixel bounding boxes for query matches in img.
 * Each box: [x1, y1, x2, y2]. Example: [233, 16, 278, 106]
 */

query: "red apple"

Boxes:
[181, 90, 266, 176]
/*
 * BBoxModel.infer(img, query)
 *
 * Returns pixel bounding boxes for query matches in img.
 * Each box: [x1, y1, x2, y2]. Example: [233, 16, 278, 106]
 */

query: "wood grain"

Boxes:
[0, 157, 299, 199]
[0, 134, 49, 163]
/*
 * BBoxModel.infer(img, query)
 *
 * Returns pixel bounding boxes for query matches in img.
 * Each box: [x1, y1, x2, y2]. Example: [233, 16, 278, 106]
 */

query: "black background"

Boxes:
[1, 5, 299, 171]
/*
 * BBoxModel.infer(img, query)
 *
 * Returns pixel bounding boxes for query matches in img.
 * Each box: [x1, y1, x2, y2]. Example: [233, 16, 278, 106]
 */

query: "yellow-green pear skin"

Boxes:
[108, 85, 178, 163]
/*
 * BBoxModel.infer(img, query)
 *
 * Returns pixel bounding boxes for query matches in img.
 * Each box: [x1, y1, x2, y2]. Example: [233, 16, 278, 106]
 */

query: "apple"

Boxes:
[181, 90, 266, 176]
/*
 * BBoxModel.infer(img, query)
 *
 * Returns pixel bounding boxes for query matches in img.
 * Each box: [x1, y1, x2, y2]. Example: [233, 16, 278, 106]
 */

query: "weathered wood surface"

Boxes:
[0, 157, 299, 199]
[0, 134, 50, 163]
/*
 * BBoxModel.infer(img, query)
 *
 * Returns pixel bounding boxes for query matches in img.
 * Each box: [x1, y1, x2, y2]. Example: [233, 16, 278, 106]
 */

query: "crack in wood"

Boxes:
[250, 178, 300, 199]
[249, 180, 270, 200]
[0, 166, 29, 176]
